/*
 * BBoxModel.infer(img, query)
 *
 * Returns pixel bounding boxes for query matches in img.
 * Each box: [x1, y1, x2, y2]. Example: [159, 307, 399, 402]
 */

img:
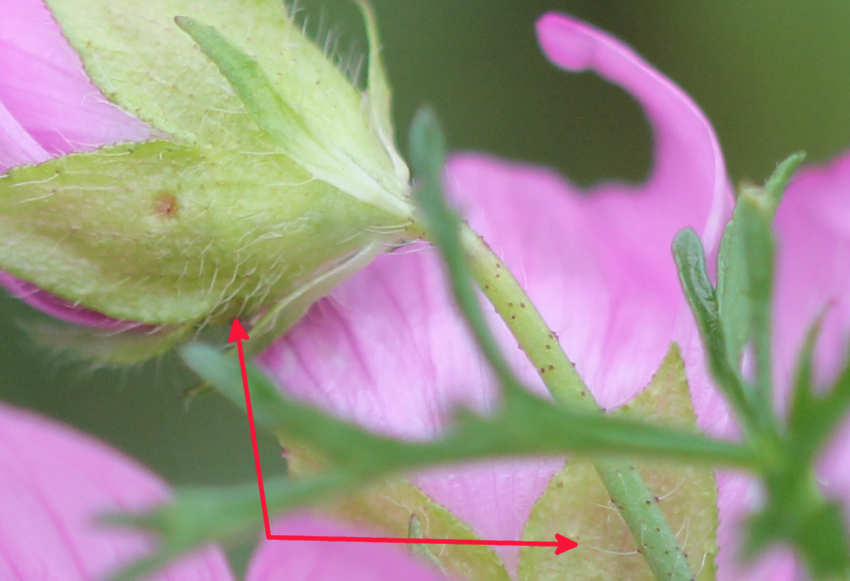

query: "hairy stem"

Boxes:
[460, 224, 697, 581]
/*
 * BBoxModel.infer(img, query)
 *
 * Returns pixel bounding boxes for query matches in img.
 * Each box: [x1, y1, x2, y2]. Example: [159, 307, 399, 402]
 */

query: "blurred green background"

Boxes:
[2, 0, 850, 573]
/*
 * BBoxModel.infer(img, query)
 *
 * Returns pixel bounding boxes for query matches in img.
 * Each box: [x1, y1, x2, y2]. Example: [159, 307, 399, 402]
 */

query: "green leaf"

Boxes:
[0, 140, 398, 326]
[183, 343, 758, 473]
[111, 343, 755, 579]
[788, 315, 823, 445]
[519, 346, 718, 581]
[762, 152, 807, 214]
[716, 197, 752, 370]
[106, 473, 351, 581]
[673, 228, 754, 434]
[794, 501, 850, 580]
[716, 153, 805, 375]
[746, 477, 850, 580]
[737, 194, 776, 426]
[179, 344, 514, 581]
[789, 338, 850, 459]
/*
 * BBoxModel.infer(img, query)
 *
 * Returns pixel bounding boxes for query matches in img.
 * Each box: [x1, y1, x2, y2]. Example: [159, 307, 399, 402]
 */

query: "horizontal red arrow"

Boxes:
[229, 319, 577, 556]
[263, 532, 577, 554]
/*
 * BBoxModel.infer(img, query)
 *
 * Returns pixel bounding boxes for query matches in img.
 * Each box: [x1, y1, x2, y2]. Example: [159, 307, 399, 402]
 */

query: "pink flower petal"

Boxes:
[259, 12, 730, 576]
[773, 153, 850, 396]
[536, 14, 730, 253]
[0, 0, 149, 167]
[0, 0, 150, 322]
[0, 402, 233, 581]
[0, 97, 49, 171]
[246, 513, 451, 581]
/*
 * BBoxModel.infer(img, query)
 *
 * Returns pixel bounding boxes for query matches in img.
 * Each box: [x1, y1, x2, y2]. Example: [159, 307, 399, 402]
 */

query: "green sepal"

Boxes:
[43, 0, 407, 198]
[518, 346, 718, 581]
[355, 0, 410, 185]
[25, 320, 190, 366]
[242, 240, 385, 358]
[7, 1, 416, 364]
[1, 140, 401, 337]
[173, 16, 410, 216]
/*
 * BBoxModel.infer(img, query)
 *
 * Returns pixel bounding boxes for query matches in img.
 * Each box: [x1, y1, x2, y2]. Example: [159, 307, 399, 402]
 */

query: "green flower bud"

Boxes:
[0, 0, 414, 361]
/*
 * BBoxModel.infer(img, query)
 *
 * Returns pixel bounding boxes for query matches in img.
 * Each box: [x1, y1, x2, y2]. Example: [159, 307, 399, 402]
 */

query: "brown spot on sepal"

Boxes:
[155, 193, 178, 218]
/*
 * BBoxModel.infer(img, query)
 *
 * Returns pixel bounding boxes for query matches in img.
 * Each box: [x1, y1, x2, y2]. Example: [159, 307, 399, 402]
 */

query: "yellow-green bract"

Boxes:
[0, 0, 414, 362]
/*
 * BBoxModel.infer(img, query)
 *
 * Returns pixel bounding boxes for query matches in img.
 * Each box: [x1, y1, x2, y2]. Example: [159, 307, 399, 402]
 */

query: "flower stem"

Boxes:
[459, 224, 697, 581]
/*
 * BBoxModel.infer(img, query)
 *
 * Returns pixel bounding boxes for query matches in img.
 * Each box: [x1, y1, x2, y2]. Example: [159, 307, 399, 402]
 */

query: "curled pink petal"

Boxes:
[0, 402, 233, 580]
[260, 11, 730, 576]
[246, 512, 451, 581]
[536, 13, 730, 254]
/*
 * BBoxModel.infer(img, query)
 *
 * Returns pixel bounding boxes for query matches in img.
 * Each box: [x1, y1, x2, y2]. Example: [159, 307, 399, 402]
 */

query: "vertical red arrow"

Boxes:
[228, 318, 274, 538]
[228, 319, 578, 555]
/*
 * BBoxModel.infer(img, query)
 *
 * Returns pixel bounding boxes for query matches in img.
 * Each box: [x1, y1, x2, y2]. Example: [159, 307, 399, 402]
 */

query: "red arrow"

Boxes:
[229, 319, 577, 555]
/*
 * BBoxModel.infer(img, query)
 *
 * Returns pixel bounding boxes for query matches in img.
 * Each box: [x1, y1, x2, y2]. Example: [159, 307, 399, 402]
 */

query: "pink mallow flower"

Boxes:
[0, 401, 452, 581]
[1, 1, 850, 579]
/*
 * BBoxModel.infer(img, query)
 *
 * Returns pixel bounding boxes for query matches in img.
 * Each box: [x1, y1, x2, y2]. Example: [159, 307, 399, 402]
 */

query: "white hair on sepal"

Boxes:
[283, 0, 368, 88]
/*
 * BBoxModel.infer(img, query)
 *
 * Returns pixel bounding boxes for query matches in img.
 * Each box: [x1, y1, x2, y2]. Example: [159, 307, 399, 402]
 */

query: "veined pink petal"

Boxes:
[0, 402, 233, 581]
[0, 0, 148, 169]
[259, 12, 731, 576]
[246, 513, 451, 581]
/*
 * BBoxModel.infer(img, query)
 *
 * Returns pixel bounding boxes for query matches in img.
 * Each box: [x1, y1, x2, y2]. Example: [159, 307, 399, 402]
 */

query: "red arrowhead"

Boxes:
[228, 319, 250, 343]
[555, 534, 578, 555]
